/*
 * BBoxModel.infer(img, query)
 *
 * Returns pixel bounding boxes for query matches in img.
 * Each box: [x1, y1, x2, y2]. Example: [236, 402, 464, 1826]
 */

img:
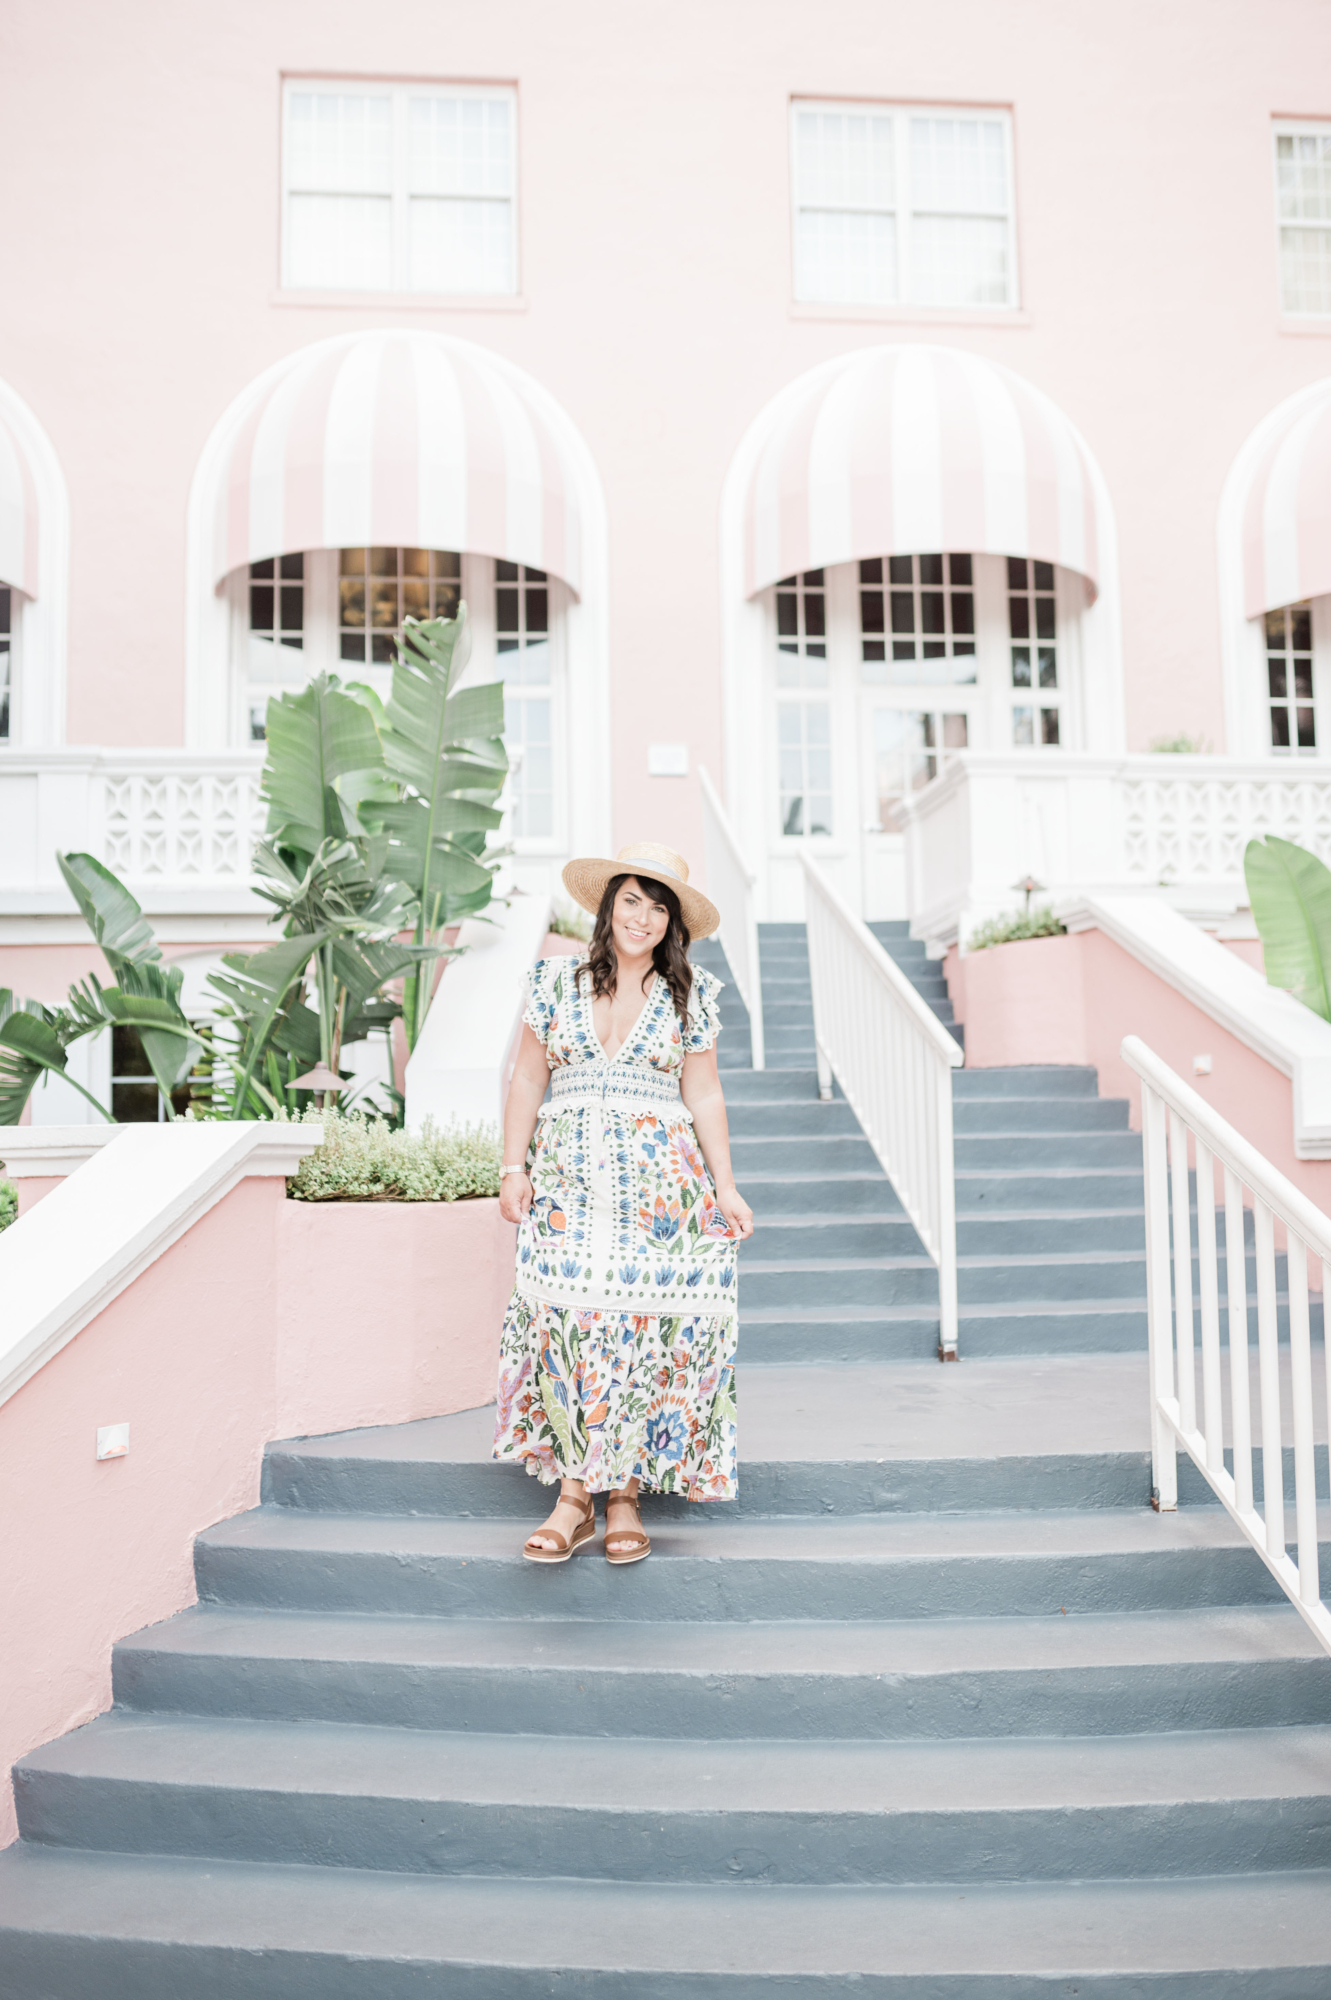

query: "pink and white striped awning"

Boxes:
[0, 409, 39, 599]
[1241, 378, 1331, 619]
[743, 344, 1106, 601]
[212, 331, 584, 595]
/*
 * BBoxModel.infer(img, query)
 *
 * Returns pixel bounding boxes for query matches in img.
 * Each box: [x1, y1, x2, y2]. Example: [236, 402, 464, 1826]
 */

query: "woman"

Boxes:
[494, 841, 754, 1564]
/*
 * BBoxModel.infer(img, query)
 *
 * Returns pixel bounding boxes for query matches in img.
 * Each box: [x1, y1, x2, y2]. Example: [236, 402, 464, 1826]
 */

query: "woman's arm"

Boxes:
[499, 1024, 551, 1224]
[681, 1048, 754, 1240]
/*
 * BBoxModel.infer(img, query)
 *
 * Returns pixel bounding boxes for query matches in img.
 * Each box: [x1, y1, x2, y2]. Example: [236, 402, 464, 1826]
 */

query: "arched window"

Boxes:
[723, 342, 1119, 918]
[1220, 378, 1331, 756]
[187, 330, 608, 882]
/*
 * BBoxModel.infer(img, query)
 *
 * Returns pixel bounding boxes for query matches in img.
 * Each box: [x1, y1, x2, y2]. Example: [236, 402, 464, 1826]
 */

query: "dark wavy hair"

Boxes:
[583, 872, 694, 1022]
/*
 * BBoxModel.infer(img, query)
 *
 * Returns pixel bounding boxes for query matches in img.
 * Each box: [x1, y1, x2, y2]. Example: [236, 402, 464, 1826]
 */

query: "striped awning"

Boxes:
[212, 330, 584, 595]
[743, 344, 1105, 601]
[1240, 378, 1331, 619]
[0, 408, 39, 598]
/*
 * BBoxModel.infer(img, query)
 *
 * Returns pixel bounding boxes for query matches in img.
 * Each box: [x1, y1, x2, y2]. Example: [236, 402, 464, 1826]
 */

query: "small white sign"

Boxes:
[96, 1423, 129, 1461]
[1193, 1054, 1213, 1076]
[647, 743, 689, 778]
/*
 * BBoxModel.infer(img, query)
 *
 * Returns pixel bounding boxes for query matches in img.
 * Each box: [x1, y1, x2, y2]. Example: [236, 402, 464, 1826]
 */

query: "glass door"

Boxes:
[856, 553, 984, 920]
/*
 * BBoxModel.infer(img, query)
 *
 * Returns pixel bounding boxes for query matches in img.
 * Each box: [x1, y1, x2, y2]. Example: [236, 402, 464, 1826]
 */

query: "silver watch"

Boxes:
[500, 1164, 528, 1177]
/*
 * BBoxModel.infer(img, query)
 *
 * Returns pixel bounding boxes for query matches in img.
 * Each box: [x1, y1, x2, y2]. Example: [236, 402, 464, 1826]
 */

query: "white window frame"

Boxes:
[1273, 119, 1331, 319]
[280, 78, 519, 297]
[225, 549, 567, 850]
[790, 98, 1019, 311]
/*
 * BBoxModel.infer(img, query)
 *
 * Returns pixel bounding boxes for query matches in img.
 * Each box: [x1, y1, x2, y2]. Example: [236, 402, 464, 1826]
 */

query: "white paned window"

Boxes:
[338, 547, 461, 667]
[246, 554, 306, 742]
[775, 569, 829, 683]
[777, 702, 833, 837]
[0, 585, 11, 739]
[283, 82, 517, 295]
[1275, 124, 1331, 316]
[1007, 557, 1060, 746]
[792, 101, 1017, 309]
[860, 554, 976, 685]
[243, 546, 464, 741]
[1265, 604, 1317, 751]
[774, 568, 833, 835]
[496, 561, 554, 839]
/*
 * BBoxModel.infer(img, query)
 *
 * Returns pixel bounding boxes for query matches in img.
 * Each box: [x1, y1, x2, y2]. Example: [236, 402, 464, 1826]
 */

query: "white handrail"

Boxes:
[801, 853, 964, 1358]
[1123, 1034, 1331, 1656]
[698, 765, 764, 1070]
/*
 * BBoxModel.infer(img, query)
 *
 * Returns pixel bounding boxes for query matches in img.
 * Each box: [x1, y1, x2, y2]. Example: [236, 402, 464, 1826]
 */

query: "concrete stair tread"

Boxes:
[117, 1602, 1323, 1677]
[270, 1357, 1162, 1470]
[23, 1713, 1331, 1815]
[199, 1502, 1309, 1563]
[2, 1846, 1330, 1983]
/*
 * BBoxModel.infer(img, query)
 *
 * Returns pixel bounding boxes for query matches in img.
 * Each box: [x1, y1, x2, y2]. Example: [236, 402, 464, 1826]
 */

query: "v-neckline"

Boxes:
[584, 964, 659, 1064]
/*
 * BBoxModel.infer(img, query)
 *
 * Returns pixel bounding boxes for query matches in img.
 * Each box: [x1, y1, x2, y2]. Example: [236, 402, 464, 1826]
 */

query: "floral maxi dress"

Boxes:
[493, 955, 739, 1502]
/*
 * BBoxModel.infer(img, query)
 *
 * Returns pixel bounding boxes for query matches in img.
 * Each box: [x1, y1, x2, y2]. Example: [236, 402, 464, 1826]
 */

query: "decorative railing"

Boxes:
[1125, 1034, 1331, 1656]
[899, 752, 1331, 950]
[1120, 769, 1331, 883]
[699, 765, 765, 1070]
[801, 851, 964, 1357]
[0, 751, 266, 908]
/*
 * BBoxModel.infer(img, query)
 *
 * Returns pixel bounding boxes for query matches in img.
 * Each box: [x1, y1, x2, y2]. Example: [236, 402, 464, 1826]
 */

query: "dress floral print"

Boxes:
[494, 955, 739, 1502]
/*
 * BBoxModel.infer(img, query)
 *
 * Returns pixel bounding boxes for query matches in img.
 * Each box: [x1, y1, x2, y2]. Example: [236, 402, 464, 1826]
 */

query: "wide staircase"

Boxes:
[1, 929, 1329, 1991]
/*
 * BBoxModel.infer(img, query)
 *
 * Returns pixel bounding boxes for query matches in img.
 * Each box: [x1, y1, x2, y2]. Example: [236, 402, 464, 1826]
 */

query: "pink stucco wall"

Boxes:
[4, 0, 1331, 859]
[0, 1182, 514, 1848]
[947, 929, 1331, 1216]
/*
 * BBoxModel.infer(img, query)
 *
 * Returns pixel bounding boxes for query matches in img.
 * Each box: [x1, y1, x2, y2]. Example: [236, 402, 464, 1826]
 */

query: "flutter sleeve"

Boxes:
[522, 957, 562, 1050]
[682, 967, 724, 1054]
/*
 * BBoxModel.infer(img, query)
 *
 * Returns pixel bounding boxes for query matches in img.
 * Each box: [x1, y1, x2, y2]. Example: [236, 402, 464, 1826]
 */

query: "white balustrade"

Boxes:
[699, 764, 765, 1070]
[1125, 1033, 1331, 1656]
[801, 851, 964, 1357]
[900, 751, 1331, 951]
[0, 750, 266, 915]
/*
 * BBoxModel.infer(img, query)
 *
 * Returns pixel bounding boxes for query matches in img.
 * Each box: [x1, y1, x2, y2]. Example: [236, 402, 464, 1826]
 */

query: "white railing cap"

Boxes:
[0, 1126, 125, 1178]
[800, 851, 964, 1067]
[0, 1119, 323, 1409]
[1123, 1034, 1331, 1265]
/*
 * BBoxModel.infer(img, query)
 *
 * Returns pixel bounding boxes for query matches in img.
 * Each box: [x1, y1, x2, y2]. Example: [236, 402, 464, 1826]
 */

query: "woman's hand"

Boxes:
[499, 1171, 534, 1225]
[715, 1181, 754, 1241]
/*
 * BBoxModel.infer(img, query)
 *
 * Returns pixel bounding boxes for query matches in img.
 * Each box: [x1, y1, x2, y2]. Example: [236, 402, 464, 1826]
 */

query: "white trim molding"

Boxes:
[0, 375, 70, 748]
[0, 1127, 124, 1178]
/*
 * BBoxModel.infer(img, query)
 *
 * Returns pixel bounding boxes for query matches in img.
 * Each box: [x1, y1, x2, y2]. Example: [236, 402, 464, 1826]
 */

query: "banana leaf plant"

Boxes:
[203, 602, 507, 1112]
[1244, 834, 1331, 1019]
[365, 608, 507, 1051]
[0, 854, 203, 1124]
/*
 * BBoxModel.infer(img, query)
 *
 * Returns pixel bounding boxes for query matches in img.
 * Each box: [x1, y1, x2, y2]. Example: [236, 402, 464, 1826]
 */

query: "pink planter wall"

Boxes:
[946, 929, 1331, 1215]
[0, 1184, 514, 1847]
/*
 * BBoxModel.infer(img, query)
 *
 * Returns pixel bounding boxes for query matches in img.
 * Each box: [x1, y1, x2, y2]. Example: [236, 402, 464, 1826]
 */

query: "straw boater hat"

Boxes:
[562, 842, 720, 940]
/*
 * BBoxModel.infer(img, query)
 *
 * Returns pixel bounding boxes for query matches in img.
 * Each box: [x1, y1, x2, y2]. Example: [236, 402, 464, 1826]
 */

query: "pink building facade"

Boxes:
[4, 0, 1331, 1017]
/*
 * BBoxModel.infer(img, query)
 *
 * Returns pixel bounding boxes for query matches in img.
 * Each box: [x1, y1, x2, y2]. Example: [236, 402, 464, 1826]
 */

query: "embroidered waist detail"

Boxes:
[548, 1064, 682, 1111]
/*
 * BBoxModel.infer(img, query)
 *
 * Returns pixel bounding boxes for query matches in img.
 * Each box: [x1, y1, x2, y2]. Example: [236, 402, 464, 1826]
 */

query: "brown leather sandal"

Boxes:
[522, 1493, 596, 1564]
[604, 1493, 651, 1566]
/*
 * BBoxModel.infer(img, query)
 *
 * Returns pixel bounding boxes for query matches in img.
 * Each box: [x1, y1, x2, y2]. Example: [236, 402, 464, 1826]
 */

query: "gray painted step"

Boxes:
[4, 1847, 1331, 1998]
[18, 1714, 1331, 1884]
[190, 1505, 1308, 1623]
[110, 1603, 1331, 1740]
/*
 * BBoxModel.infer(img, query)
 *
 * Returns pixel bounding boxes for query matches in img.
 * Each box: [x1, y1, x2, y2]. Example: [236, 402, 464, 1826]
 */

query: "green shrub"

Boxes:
[967, 907, 1067, 952]
[547, 901, 592, 941]
[0, 1180, 15, 1232]
[1150, 733, 1208, 754]
[284, 1107, 502, 1203]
